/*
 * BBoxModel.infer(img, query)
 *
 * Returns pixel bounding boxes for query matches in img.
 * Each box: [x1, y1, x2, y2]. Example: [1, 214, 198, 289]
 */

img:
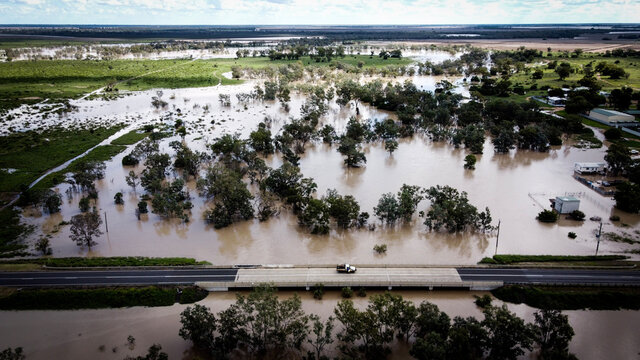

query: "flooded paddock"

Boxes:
[9, 70, 638, 264]
[0, 290, 638, 360]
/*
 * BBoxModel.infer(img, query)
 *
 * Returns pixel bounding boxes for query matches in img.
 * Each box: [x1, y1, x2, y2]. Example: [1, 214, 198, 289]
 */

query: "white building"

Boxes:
[588, 108, 636, 125]
[554, 196, 580, 214]
[574, 162, 606, 174]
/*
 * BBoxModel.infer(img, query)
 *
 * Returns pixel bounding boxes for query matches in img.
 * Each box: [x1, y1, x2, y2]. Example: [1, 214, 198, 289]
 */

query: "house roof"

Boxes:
[590, 108, 633, 117]
[556, 196, 580, 202]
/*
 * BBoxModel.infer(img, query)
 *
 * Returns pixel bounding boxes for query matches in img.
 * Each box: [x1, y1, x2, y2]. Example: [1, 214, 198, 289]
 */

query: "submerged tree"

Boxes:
[69, 209, 103, 250]
[422, 185, 490, 232]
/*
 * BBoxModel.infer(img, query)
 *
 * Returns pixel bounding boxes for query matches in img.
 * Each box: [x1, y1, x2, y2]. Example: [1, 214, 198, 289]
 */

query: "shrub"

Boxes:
[312, 283, 325, 300]
[610, 215, 621, 221]
[121, 154, 139, 166]
[357, 287, 367, 297]
[568, 232, 577, 239]
[604, 128, 622, 141]
[373, 244, 387, 254]
[137, 201, 148, 214]
[474, 294, 493, 308]
[569, 210, 585, 221]
[341, 287, 353, 298]
[114, 192, 124, 205]
[537, 210, 558, 223]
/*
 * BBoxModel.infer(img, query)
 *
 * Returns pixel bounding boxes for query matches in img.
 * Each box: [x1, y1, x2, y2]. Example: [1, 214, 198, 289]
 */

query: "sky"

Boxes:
[0, 0, 639, 25]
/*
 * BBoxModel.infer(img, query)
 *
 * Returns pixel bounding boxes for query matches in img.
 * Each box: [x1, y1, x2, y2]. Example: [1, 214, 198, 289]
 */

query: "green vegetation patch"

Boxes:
[493, 285, 640, 310]
[479, 254, 627, 264]
[34, 144, 127, 190]
[0, 256, 210, 267]
[110, 129, 151, 145]
[0, 126, 123, 192]
[0, 208, 32, 258]
[0, 286, 208, 310]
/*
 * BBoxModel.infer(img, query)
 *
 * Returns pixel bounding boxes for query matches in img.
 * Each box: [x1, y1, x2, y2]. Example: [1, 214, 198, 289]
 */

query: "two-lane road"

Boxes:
[0, 268, 238, 287]
[0, 267, 639, 288]
[457, 268, 640, 286]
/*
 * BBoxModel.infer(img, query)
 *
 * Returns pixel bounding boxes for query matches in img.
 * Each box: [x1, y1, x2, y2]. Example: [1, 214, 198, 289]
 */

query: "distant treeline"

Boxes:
[2, 24, 638, 41]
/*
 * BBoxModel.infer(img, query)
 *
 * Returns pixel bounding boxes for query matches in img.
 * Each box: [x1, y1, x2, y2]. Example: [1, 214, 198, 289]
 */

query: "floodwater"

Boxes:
[0, 290, 638, 360]
[11, 66, 639, 264]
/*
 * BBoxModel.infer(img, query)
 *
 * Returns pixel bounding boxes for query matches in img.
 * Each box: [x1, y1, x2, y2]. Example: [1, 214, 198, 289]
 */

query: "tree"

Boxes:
[374, 193, 400, 225]
[151, 178, 193, 221]
[137, 201, 148, 214]
[605, 143, 631, 176]
[323, 189, 360, 229]
[35, 237, 52, 255]
[298, 198, 331, 234]
[125, 170, 139, 193]
[397, 184, 423, 222]
[334, 299, 393, 359]
[72, 161, 106, 190]
[42, 190, 62, 214]
[307, 315, 334, 360]
[123, 344, 168, 360]
[464, 154, 477, 170]
[482, 304, 534, 360]
[198, 165, 253, 228]
[249, 122, 275, 154]
[555, 62, 571, 80]
[604, 127, 622, 140]
[179, 304, 216, 349]
[445, 316, 488, 360]
[614, 182, 640, 213]
[532, 69, 544, 79]
[338, 137, 366, 168]
[415, 301, 451, 340]
[533, 309, 576, 360]
[114, 192, 124, 205]
[411, 333, 446, 360]
[564, 95, 593, 114]
[609, 87, 633, 110]
[492, 127, 517, 153]
[0, 347, 25, 360]
[140, 153, 171, 193]
[170, 141, 203, 179]
[537, 210, 558, 222]
[384, 139, 398, 155]
[423, 185, 486, 232]
[69, 210, 103, 250]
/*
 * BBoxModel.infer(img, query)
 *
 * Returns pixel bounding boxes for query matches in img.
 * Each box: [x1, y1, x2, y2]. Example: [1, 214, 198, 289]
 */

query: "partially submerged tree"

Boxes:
[69, 209, 103, 250]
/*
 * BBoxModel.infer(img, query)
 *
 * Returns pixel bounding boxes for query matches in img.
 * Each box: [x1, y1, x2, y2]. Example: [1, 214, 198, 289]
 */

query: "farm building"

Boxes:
[553, 196, 580, 214]
[588, 108, 636, 125]
[574, 162, 606, 174]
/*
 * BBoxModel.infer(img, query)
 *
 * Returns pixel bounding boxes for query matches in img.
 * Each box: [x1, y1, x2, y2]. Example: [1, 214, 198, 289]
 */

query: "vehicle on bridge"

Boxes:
[336, 264, 357, 273]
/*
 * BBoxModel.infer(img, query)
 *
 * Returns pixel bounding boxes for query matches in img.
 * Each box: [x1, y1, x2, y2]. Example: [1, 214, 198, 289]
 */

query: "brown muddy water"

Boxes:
[0, 290, 638, 360]
[12, 71, 640, 264]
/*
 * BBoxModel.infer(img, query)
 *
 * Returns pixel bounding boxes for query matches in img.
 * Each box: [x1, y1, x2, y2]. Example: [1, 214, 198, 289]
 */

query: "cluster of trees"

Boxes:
[606, 143, 640, 213]
[373, 184, 492, 233]
[179, 286, 576, 360]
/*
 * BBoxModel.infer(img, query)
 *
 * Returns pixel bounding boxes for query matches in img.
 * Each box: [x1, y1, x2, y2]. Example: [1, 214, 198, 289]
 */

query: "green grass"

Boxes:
[0, 126, 124, 192]
[479, 254, 627, 265]
[0, 286, 208, 310]
[34, 144, 127, 190]
[511, 55, 640, 92]
[0, 256, 210, 267]
[492, 285, 640, 310]
[110, 129, 151, 145]
[0, 208, 32, 258]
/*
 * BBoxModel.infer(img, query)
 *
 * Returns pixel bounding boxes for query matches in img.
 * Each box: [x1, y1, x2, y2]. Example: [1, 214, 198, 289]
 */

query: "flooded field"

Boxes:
[0, 290, 638, 360]
[6, 58, 637, 264]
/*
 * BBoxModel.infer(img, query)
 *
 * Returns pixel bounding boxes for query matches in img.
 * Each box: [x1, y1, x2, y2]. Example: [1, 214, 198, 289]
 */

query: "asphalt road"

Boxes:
[0, 267, 639, 287]
[0, 268, 238, 287]
[457, 268, 640, 286]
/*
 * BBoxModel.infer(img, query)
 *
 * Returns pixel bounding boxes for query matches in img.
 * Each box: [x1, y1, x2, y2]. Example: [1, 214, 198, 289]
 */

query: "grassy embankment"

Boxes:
[493, 285, 640, 310]
[479, 254, 628, 265]
[110, 128, 152, 145]
[0, 256, 210, 267]
[0, 286, 208, 310]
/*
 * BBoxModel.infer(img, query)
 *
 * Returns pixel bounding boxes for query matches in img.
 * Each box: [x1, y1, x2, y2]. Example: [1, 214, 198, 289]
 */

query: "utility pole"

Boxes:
[595, 222, 602, 256]
[494, 220, 501, 256]
[104, 211, 109, 233]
